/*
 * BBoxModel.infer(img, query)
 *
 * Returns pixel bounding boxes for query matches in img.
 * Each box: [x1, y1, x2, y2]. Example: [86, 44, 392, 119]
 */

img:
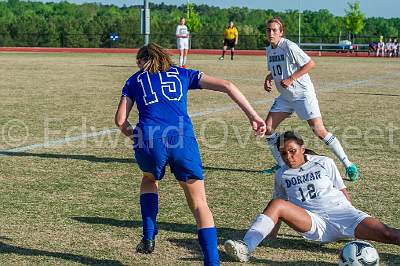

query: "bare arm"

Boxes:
[281, 59, 315, 88]
[115, 96, 134, 139]
[199, 74, 266, 136]
[235, 30, 238, 44]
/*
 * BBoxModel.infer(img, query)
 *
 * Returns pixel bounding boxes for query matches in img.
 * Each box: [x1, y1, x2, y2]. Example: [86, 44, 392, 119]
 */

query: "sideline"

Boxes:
[0, 47, 375, 57]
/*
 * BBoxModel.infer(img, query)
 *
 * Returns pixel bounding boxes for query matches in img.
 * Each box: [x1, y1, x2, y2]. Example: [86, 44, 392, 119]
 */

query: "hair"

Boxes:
[266, 16, 285, 34]
[136, 42, 173, 74]
[276, 131, 318, 155]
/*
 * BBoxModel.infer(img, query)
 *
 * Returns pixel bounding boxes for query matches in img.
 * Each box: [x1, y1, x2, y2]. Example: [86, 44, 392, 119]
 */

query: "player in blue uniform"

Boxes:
[115, 43, 266, 265]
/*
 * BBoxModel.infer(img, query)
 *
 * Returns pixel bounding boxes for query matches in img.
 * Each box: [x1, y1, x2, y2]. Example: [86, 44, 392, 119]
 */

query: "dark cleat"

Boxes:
[136, 238, 155, 254]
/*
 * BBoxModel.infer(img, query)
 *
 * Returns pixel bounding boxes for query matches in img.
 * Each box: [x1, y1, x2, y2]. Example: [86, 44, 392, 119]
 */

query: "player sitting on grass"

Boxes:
[224, 131, 400, 262]
[262, 17, 359, 181]
[115, 42, 266, 265]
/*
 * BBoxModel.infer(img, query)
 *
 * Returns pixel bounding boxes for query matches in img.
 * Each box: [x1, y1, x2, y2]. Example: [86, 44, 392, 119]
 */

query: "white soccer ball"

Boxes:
[338, 240, 379, 266]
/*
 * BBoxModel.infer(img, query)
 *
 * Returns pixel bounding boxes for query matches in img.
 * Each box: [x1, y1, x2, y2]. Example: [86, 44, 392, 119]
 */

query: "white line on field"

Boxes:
[0, 129, 119, 157]
[1, 71, 399, 157]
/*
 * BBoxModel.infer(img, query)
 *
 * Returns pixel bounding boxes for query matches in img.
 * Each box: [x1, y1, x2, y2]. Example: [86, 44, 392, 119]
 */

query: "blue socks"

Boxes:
[140, 193, 158, 240]
[140, 194, 219, 265]
[198, 227, 220, 266]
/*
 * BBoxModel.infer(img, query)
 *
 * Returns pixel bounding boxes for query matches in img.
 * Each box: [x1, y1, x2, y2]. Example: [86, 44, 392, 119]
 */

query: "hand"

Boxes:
[280, 76, 294, 88]
[250, 116, 266, 137]
[264, 73, 273, 92]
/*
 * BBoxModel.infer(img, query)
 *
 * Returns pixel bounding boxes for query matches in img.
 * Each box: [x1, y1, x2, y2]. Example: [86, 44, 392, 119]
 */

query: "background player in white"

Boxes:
[262, 17, 359, 181]
[176, 17, 190, 68]
[224, 131, 400, 262]
[387, 38, 394, 57]
[377, 36, 385, 57]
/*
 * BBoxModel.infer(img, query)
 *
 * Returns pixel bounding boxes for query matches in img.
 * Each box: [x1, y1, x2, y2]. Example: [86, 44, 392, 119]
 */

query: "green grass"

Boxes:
[0, 52, 399, 265]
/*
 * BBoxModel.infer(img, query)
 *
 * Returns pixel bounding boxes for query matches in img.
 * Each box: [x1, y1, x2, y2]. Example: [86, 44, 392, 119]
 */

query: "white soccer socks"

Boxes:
[323, 133, 352, 168]
[243, 214, 275, 253]
[179, 56, 184, 67]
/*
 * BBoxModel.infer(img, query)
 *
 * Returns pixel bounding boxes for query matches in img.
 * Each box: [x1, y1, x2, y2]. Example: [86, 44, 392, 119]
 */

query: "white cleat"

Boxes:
[224, 240, 251, 262]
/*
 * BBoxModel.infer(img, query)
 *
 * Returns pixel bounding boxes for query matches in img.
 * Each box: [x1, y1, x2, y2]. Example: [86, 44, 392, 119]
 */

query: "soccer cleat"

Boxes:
[218, 56, 224, 60]
[261, 164, 280, 175]
[224, 240, 250, 262]
[182, 65, 188, 68]
[136, 238, 155, 254]
[346, 164, 359, 181]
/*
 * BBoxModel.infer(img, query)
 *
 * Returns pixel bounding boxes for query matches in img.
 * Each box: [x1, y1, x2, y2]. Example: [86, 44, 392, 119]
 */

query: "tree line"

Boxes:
[0, 0, 399, 49]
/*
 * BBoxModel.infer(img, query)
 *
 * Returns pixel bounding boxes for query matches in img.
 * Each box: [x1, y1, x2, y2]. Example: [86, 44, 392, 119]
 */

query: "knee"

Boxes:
[311, 126, 328, 139]
[191, 198, 209, 212]
[263, 199, 286, 214]
[381, 226, 399, 243]
[142, 174, 157, 185]
[265, 126, 273, 136]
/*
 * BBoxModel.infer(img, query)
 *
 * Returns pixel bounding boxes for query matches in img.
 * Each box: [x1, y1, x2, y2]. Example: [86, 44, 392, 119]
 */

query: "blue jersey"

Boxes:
[122, 66, 203, 141]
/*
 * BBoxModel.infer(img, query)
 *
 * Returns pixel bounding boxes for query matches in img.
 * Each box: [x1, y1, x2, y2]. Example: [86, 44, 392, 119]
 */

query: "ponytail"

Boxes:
[136, 42, 173, 74]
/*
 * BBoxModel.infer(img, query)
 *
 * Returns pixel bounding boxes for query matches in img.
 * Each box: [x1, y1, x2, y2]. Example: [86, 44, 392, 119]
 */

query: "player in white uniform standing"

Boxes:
[262, 17, 359, 181]
[224, 131, 400, 262]
[377, 36, 385, 57]
[176, 17, 190, 68]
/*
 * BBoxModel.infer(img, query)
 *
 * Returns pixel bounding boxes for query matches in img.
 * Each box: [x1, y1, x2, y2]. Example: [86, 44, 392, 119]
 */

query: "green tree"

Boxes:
[186, 3, 201, 33]
[344, 1, 365, 42]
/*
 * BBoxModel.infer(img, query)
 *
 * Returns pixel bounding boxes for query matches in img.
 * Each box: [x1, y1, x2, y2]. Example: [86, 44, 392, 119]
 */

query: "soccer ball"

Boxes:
[338, 240, 379, 266]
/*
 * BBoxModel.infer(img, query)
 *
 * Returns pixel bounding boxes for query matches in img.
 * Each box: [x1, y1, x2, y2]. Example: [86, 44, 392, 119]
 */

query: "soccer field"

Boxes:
[0, 52, 399, 265]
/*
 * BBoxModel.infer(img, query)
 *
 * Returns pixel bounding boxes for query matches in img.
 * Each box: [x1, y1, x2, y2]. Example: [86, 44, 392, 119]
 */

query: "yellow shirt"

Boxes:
[224, 26, 238, 40]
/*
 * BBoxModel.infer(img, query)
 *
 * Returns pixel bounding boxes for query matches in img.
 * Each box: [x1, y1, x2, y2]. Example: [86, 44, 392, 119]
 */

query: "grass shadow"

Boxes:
[261, 237, 339, 254]
[203, 166, 262, 173]
[330, 92, 400, 97]
[71, 217, 331, 254]
[0, 240, 122, 265]
[167, 237, 338, 265]
[380, 252, 400, 265]
[1, 151, 264, 173]
[0, 151, 134, 164]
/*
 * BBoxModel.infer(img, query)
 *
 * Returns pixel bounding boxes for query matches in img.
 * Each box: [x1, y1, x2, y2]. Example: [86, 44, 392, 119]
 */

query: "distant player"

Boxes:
[394, 39, 399, 57]
[377, 36, 385, 57]
[387, 38, 394, 57]
[176, 17, 190, 67]
[219, 21, 239, 60]
[224, 131, 400, 262]
[262, 17, 359, 181]
[115, 43, 266, 265]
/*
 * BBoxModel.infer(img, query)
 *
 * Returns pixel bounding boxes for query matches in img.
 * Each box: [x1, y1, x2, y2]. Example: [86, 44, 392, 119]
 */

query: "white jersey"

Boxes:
[176, 25, 189, 39]
[266, 38, 315, 101]
[273, 154, 350, 214]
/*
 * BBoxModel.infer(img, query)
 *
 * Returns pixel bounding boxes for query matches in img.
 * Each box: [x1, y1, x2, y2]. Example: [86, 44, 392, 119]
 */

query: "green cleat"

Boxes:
[262, 164, 280, 175]
[346, 164, 359, 181]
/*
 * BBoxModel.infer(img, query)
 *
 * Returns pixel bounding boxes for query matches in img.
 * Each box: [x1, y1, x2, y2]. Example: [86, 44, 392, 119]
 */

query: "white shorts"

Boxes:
[301, 205, 370, 243]
[177, 38, 189, 50]
[269, 95, 321, 120]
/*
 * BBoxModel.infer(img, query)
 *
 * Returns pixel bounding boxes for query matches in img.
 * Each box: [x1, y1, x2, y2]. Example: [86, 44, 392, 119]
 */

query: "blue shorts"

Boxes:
[134, 135, 204, 182]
